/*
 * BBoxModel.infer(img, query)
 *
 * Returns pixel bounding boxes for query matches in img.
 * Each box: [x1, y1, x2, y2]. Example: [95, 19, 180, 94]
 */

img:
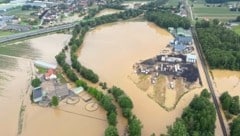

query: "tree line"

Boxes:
[145, 11, 191, 29]
[166, 89, 216, 136]
[220, 92, 240, 116]
[109, 86, 142, 136]
[219, 92, 240, 136]
[196, 20, 240, 70]
[55, 9, 145, 136]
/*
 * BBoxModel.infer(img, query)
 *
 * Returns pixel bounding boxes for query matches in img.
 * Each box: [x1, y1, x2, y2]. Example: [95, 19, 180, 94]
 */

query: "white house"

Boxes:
[186, 54, 197, 63]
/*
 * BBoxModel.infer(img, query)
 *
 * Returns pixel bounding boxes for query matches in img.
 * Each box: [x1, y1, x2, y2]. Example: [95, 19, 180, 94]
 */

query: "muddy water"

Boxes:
[0, 34, 97, 136]
[95, 9, 122, 17]
[0, 56, 31, 136]
[212, 70, 240, 96]
[78, 21, 205, 135]
[29, 33, 72, 64]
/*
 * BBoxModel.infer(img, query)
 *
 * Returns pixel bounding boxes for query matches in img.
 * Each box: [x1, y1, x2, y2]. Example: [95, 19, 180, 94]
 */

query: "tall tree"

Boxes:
[105, 126, 119, 136]
[167, 118, 189, 136]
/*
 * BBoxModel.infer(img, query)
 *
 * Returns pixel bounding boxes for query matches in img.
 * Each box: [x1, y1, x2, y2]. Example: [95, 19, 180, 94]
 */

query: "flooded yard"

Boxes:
[78, 21, 209, 135]
[0, 33, 108, 136]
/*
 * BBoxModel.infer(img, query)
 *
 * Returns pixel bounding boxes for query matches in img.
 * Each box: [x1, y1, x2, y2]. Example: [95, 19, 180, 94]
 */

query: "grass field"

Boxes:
[232, 25, 240, 35]
[190, 0, 240, 21]
[164, 0, 180, 7]
[0, 31, 16, 37]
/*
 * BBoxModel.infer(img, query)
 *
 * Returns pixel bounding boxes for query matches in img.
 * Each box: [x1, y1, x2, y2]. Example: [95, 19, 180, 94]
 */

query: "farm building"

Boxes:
[44, 69, 57, 80]
[34, 60, 57, 69]
[176, 27, 192, 37]
[175, 36, 192, 45]
[41, 80, 69, 100]
[32, 87, 44, 103]
[173, 44, 186, 53]
[186, 54, 197, 63]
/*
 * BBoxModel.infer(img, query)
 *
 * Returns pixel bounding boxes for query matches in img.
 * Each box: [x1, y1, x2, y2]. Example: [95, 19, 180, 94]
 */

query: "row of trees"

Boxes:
[196, 20, 240, 70]
[220, 92, 240, 116]
[167, 89, 216, 136]
[55, 48, 119, 135]
[145, 11, 191, 29]
[109, 86, 142, 136]
[63, 9, 144, 136]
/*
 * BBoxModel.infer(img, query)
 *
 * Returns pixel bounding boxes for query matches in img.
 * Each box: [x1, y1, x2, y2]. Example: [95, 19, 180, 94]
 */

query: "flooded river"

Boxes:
[78, 21, 209, 135]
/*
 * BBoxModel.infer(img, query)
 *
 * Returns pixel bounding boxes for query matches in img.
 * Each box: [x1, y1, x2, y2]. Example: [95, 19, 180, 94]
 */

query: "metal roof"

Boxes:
[33, 87, 43, 99]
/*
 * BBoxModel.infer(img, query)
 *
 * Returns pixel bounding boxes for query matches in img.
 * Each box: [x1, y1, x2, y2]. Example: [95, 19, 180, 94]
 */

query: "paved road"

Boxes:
[192, 27, 228, 136]
[0, 22, 77, 43]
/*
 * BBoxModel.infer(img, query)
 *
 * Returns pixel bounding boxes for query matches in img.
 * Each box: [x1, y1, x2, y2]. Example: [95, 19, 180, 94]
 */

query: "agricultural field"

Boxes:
[190, 0, 240, 21]
[164, 0, 180, 7]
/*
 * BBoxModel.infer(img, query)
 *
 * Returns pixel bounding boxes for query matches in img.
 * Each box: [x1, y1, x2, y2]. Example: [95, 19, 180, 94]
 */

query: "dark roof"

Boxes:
[33, 87, 43, 99]
[176, 36, 192, 44]
[174, 44, 186, 52]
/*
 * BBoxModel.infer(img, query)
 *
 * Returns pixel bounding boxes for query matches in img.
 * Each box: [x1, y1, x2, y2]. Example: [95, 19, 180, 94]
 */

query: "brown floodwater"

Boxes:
[78, 21, 210, 135]
[212, 69, 240, 96]
[0, 34, 108, 136]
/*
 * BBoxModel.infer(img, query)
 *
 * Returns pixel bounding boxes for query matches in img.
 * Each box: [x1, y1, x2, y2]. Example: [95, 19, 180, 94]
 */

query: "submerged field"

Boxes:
[78, 21, 214, 135]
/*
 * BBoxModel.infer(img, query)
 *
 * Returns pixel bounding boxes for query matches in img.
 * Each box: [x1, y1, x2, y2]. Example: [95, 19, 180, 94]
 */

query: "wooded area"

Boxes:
[196, 20, 240, 70]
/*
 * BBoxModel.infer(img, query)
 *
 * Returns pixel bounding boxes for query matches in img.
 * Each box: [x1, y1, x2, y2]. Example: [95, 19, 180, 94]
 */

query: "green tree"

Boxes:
[229, 96, 240, 115]
[31, 77, 41, 88]
[200, 88, 211, 98]
[75, 79, 88, 90]
[182, 90, 216, 136]
[118, 95, 133, 109]
[230, 116, 240, 136]
[107, 111, 117, 126]
[105, 125, 118, 136]
[51, 96, 59, 107]
[128, 116, 142, 136]
[220, 92, 232, 111]
[167, 118, 189, 136]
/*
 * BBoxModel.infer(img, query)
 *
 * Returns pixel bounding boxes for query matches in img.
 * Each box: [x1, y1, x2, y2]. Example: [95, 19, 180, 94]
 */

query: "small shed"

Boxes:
[33, 87, 43, 103]
[72, 86, 84, 94]
[186, 54, 197, 63]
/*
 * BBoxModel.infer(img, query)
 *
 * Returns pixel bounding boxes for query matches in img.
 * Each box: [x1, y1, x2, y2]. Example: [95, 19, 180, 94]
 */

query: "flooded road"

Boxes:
[78, 21, 207, 135]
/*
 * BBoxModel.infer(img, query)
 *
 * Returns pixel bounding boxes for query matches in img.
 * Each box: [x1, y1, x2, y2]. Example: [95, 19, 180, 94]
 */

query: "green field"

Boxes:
[164, 0, 180, 7]
[0, 31, 16, 37]
[232, 25, 240, 35]
[190, 0, 240, 21]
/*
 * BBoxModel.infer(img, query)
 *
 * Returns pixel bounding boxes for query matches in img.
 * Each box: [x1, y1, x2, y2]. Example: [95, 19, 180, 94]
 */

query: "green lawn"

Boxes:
[164, 0, 180, 7]
[0, 31, 16, 37]
[232, 25, 240, 35]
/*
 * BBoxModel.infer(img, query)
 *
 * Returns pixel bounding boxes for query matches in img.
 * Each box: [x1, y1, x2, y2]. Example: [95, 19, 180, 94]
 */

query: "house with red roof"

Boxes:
[44, 69, 57, 80]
